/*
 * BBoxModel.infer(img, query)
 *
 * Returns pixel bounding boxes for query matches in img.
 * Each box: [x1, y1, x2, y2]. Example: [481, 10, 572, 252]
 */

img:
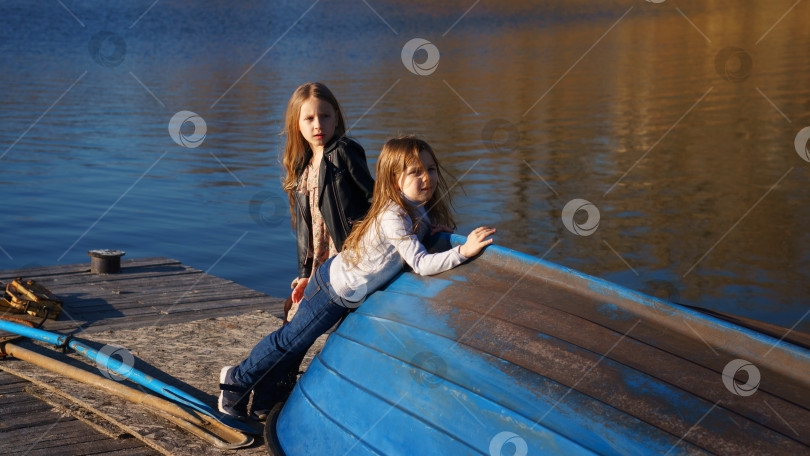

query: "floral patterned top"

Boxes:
[303, 162, 339, 270]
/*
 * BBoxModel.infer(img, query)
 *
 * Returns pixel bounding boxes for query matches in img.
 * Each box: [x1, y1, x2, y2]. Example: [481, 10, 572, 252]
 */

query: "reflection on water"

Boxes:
[1, 0, 808, 332]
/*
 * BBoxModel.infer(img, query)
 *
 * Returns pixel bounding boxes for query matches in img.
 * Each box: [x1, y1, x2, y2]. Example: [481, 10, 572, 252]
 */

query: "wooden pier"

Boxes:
[0, 370, 157, 456]
[0, 257, 284, 336]
[0, 257, 287, 455]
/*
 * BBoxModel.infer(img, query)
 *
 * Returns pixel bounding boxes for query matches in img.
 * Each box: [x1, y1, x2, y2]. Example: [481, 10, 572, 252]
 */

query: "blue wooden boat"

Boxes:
[265, 234, 810, 455]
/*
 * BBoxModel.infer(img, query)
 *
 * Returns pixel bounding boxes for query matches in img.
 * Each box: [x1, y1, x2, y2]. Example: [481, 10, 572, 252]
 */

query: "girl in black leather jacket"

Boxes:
[240, 83, 374, 420]
[281, 82, 374, 315]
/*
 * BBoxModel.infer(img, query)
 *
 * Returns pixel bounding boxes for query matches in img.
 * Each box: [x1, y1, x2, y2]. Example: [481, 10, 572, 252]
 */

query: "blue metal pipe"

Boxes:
[0, 319, 255, 435]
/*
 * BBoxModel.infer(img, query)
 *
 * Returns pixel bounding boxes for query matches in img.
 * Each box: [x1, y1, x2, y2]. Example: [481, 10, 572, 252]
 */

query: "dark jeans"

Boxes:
[233, 257, 349, 406]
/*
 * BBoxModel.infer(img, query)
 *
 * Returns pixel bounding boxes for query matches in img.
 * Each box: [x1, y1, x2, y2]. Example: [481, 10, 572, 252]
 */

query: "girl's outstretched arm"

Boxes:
[460, 227, 496, 258]
[379, 209, 464, 276]
[382, 210, 494, 276]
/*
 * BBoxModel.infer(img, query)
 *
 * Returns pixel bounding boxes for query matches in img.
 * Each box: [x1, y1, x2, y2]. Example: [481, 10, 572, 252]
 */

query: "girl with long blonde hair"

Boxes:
[281, 82, 374, 307]
[220, 82, 373, 420]
[219, 136, 494, 420]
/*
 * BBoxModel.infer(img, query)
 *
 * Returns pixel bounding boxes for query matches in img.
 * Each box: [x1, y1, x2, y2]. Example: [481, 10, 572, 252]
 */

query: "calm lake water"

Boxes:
[1, 0, 808, 332]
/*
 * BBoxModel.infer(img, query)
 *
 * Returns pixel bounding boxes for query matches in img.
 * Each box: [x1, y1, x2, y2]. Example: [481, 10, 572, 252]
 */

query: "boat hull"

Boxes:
[270, 234, 810, 455]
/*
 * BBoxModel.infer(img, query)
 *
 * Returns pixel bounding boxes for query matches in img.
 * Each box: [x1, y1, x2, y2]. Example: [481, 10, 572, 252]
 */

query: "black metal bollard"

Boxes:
[88, 249, 126, 274]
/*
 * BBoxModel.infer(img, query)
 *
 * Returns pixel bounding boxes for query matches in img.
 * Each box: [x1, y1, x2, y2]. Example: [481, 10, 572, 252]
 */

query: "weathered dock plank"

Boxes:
[0, 256, 284, 337]
[1, 257, 288, 455]
[0, 371, 158, 456]
[1, 310, 323, 456]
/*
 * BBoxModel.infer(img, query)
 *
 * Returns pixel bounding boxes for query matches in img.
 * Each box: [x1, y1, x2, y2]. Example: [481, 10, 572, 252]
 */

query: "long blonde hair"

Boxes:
[282, 82, 347, 222]
[342, 136, 455, 266]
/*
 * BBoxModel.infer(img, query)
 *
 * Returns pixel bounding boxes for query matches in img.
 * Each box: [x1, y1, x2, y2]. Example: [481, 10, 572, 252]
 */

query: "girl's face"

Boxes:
[298, 97, 337, 152]
[398, 150, 437, 203]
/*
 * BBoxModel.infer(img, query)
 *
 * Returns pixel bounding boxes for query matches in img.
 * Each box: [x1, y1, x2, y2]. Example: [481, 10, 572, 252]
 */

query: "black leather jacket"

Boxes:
[293, 136, 374, 278]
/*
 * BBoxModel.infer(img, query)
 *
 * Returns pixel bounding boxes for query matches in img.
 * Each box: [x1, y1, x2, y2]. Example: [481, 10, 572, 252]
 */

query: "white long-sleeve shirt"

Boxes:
[329, 201, 466, 307]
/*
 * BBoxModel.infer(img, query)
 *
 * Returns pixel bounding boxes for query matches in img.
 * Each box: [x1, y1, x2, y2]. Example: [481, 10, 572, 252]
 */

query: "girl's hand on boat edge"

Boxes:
[291, 277, 309, 304]
[460, 227, 496, 258]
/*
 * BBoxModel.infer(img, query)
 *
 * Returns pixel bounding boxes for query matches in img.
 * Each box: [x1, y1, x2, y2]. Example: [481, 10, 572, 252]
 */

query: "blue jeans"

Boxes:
[233, 257, 349, 397]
